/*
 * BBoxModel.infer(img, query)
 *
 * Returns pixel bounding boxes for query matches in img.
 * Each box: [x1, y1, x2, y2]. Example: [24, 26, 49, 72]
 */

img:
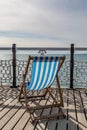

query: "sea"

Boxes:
[0, 49, 87, 61]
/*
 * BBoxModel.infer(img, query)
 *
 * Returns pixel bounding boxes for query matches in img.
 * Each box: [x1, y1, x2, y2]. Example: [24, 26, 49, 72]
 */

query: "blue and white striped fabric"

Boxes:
[26, 57, 60, 91]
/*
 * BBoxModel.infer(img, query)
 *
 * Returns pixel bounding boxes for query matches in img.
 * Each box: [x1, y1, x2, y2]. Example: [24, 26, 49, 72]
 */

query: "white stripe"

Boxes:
[35, 60, 44, 90]
[39, 61, 50, 90]
[30, 60, 39, 90]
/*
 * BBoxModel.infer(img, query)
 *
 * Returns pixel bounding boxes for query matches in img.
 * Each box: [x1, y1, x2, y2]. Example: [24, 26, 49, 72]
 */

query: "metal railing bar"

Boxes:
[0, 47, 87, 51]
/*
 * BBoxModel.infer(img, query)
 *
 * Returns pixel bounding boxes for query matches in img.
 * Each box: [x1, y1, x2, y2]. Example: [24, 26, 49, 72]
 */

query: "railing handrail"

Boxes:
[1, 47, 87, 51]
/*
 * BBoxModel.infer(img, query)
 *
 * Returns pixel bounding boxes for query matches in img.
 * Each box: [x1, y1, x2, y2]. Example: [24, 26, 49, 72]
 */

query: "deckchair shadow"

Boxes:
[18, 56, 66, 122]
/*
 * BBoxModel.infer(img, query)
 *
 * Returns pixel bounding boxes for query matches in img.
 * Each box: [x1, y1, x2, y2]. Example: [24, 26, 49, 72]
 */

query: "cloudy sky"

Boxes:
[0, 0, 87, 47]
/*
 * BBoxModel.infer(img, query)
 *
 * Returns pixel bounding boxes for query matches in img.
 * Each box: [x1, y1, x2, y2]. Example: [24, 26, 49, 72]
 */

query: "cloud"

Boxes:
[0, 0, 87, 47]
[0, 36, 68, 48]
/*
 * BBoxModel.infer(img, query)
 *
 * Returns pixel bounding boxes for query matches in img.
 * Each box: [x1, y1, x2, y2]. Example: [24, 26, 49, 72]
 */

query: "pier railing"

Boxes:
[74, 61, 87, 87]
[0, 60, 12, 85]
[0, 59, 70, 87]
[0, 44, 87, 88]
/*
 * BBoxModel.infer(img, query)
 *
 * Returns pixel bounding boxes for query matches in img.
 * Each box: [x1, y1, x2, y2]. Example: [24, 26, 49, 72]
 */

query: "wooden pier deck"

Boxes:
[0, 86, 87, 130]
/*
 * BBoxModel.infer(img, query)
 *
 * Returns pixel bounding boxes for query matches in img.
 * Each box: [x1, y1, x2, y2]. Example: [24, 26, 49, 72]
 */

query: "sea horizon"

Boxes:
[0, 49, 87, 62]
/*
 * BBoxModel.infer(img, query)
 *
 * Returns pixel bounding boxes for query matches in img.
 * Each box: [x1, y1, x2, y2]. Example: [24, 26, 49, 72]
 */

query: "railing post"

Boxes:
[70, 44, 74, 89]
[12, 44, 16, 87]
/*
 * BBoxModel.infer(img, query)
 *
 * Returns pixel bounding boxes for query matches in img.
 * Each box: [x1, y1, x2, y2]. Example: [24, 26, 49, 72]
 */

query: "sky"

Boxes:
[0, 0, 87, 47]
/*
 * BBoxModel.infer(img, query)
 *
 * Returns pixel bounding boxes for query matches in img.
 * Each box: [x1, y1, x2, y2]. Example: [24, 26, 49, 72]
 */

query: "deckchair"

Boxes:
[18, 55, 66, 122]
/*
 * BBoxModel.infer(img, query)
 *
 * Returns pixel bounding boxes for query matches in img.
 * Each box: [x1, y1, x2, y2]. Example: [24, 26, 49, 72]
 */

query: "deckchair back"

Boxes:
[26, 57, 60, 90]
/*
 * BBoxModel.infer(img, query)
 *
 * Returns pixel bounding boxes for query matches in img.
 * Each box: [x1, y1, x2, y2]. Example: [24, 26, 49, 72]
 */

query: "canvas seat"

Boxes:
[18, 55, 66, 122]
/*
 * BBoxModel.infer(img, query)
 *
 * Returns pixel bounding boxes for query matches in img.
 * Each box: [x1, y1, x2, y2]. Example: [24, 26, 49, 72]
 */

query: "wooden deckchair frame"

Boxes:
[18, 56, 66, 122]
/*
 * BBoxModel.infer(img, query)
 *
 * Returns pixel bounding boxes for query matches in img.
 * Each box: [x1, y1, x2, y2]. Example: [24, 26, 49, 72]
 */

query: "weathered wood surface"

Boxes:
[0, 86, 87, 130]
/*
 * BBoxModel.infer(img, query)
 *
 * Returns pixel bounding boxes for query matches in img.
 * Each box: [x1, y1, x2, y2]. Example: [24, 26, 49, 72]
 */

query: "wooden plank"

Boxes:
[44, 89, 66, 130]
[80, 90, 87, 120]
[33, 95, 54, 130]
[2, 106, 26, 130]
[0, 99, 18, 119]
[46, 107, 58, 130]
[23, 117, 34, 130]
[74, 90, 87, 130]
[67, 90, 78, 130]
[34, 97, 49, 130]
[0, 98, 13, 111]
[56, 89, 67, 130]
[13, 112, 30, 130]
[0, 101, 21, 129]
[24, 95, 47, 130]
[0, 87, 87, 130]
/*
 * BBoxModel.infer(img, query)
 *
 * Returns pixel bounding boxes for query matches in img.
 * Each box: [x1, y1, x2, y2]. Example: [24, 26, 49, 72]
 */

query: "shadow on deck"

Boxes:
[0, 86, 87, 130]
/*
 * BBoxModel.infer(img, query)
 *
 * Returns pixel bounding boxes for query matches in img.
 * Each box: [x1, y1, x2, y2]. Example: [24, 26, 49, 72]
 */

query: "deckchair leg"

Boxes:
[43, 89, 49, 97]
[18, 82, 23, 101]
[58, 107, 65, 118]
[56, 75, 63, 107]
[85, 90, 87, 95]
[18, 83, 29, 111]
[23, 86, 29, 111]
[46, 87, 58, 104]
